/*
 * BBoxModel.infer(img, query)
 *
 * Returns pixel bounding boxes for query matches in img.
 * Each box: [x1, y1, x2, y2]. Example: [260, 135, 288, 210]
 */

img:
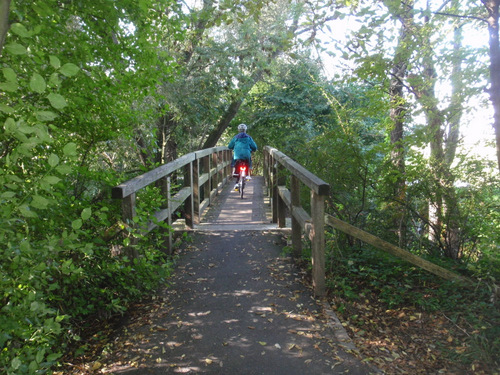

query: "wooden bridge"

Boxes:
[112, 146, 468, 298]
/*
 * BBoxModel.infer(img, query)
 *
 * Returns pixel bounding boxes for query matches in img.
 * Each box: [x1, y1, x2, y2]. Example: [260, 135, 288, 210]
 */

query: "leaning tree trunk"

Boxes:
[202, 99, 243, 149]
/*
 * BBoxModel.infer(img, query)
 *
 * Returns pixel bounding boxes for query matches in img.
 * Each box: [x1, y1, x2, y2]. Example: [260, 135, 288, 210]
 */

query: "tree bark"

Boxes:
[409, 6, 465, 259]
[0, 0, 11, 57]
[202, 99, 243, 149]
[387, 0, 413, 247]
[481, 0, 500, 172]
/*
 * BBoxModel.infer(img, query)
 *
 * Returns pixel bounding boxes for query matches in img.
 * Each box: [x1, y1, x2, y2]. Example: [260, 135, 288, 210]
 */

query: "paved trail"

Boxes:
[98, 177, 378, 374]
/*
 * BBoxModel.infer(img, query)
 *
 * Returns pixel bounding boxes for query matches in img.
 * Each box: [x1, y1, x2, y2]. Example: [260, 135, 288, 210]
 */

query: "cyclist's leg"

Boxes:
[231, 158, 236, 176]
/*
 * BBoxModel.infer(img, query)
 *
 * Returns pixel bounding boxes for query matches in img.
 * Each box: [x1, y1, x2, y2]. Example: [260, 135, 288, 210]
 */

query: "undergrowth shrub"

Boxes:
[324, 241, 500, 370]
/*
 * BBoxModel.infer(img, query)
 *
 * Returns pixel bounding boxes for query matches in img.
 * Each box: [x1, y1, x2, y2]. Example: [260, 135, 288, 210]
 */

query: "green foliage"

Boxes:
[1, 1, 183, 373]
[244, 61, 332, 155]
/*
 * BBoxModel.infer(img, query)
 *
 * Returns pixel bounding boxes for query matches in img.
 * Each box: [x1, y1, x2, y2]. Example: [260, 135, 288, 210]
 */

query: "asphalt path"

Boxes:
[97, 177, 378, 374]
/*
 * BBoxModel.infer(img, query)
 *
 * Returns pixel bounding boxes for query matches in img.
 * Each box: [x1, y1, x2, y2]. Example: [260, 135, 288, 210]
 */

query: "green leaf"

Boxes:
[47, 93, 67, 109]
[72, 219, 82, 230]
[46, 353, 62, 362]
[59, 63, 79, 77]
[10, 23, 31, 38]
[1, 191, 16, 199]
[0, 81, 18, 92]
[48, 153, 60, 167]
[5, 43, 27, 55]
[18, 122, 35, 134]
[81, 207, 92, 220]
[42, 175, 61, 185]
[49, 72, 62, 86]
[0, 104, 15, 114]
[35, 111, 57, 121]
[31, 195, 49, 209]
[56, 164, 72, 174]
[11, 357, 22, 370]
[19, 204, 38, 218]
[36, 348, 45, 363]
[4, 118, 16, 133]
[3, 67, 17, 82]
[30, 73, 47, 93]
[63, 142, 77, 156]
[49, 55, 61, 69]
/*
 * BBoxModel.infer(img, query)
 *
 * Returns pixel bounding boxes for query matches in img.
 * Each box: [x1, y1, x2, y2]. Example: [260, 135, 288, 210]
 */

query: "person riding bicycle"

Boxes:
[228, 123, 257, 190]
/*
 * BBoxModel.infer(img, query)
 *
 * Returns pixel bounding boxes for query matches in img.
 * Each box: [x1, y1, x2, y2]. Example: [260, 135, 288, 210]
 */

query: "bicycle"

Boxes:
[233, 159, 249, 199]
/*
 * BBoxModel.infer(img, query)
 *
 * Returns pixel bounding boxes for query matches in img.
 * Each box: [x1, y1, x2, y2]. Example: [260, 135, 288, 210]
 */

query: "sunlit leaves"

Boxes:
[4, 42, 27, 55]
[49, 55, 61, 69]
[59, 63, 79, 77]
[63, 142, 77, 156]
[30, 73, 46, 93]
[48, 153, 60, 167]
[10, 23, 31, 38]
[47, 93, 67, 109]
[35, 110, 57, 121]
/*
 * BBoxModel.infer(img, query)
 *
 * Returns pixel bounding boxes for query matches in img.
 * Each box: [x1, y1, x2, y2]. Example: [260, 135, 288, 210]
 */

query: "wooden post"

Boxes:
[193, 158, 200, 225]
[272, 160, 278, 223]
[291, 175, 302, 258]
[203, 155, 210, 205]
[212, 151, 218, 194]
[159, 175, 172, 254]
[226, 149, 232, 181]
[310, 191, 326, 297]
[277, 163, 286, 228]
[264, 150, 270, 194]
[166, 176, 173, 254]
[218, 150, 223, 186]
[184, 162, 194, 228]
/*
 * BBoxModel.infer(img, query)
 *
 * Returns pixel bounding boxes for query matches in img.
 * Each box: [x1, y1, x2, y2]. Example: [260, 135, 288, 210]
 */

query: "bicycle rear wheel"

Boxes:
[240, 180, 244, 199]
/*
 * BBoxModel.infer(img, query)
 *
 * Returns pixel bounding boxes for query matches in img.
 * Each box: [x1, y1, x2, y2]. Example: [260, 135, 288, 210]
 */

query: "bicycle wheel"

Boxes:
[240, 180, 244, 199]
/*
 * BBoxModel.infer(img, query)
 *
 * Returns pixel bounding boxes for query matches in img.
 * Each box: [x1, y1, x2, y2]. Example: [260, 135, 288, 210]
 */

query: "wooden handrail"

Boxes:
[264, 146, 330, 297]
[324, 214, 472, 284]
[112, 147, 232, 255]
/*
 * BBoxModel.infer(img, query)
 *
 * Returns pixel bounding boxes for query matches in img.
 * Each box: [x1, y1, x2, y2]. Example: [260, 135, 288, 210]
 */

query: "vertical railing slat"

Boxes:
[310, 191, 326, 296]
[291, 175, 302, 258]
[184, 162, 194, 228]
[193, 158, 200, 225]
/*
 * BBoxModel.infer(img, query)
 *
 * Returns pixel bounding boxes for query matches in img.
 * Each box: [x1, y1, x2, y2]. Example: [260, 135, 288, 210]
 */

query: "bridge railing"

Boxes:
[264, 146, 471, 296]
[263, 146, 330, 297]
[112, 147, 232, 255]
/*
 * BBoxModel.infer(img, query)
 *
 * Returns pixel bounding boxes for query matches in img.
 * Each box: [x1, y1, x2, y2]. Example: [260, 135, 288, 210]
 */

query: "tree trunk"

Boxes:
[387, 0, 413, 247]
[201, 66, 269, 148]
[410, 6, 465, 259]
[0, 0, 11, 57]
[481, 0, 500, 172]
[159, 112, 178, 163]
[442, 21, 465, 259]
[202, 99, 243, 149]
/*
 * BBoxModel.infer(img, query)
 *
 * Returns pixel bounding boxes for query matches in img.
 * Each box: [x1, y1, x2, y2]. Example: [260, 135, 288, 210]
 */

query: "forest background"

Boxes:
[0, 0, 499, 374]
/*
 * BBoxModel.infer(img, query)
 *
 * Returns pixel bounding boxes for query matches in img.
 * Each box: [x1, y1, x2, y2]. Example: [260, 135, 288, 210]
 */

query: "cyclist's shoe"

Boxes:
[246, 176, 252, 180]
[234, 184, 239, 191]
